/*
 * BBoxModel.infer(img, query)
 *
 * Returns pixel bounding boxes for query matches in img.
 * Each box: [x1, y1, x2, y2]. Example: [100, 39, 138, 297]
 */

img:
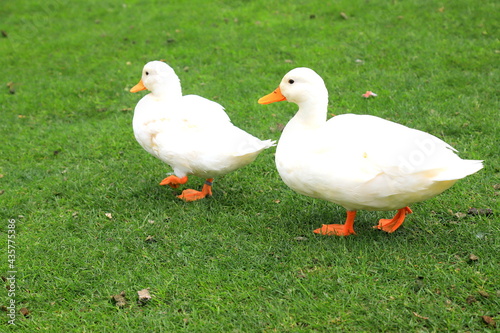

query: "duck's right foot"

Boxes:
[313, 211, 357, 236]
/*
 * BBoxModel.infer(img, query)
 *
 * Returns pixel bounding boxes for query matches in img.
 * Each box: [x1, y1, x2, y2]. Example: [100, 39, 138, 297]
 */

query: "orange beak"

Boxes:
[130, 79, 147, 93]
[258, 87, 286, 104]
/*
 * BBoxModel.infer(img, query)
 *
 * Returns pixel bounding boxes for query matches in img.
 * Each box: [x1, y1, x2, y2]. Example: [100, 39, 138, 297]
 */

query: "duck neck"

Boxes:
[150, 77, 182, 100]
[292, 95, 328, 129]
[151, 84, 182, 101]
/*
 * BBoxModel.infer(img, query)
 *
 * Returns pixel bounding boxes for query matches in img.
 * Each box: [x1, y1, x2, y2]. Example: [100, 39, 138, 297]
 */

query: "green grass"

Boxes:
[1, 0, 499, 331]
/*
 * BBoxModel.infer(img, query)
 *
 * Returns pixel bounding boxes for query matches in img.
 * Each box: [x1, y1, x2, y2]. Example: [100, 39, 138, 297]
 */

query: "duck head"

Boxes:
[258, 67, 328, 107]
[130, 61, 182, 98]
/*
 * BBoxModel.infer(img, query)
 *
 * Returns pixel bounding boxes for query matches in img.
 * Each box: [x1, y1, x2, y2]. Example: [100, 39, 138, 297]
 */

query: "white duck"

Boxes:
[259, 67, 483, 236]
[130, 61, 275, 201]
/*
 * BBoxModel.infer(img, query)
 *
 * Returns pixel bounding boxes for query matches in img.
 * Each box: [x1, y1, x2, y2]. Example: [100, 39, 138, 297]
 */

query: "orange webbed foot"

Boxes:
[373, 206, 412, 233]
[177, 179, 213, 202]
[159, 175, 188, 188]
[313, 211, 357, 236]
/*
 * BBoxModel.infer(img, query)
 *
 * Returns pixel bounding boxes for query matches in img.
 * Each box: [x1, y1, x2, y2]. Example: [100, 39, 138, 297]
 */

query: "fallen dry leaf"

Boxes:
[466, 295, 477, 304]
[1, 30, 7, 38]
[111, 291, 127, 308]
[479, 290, 489, 298]
[412, 312, 429, 320]
[469, 253, 479, 261]
[145, 235, 157, 243]
[137, 288, 152, 304]
[493, 184, 500, 190]
[7, 82, 16, 94]
[362, 91, 377, 98]
[340, 12, 348, 20]
[19, 307, 30, 317]
[482, 315, 496, 327]
[296, 270, 306, 279]
[468, 208, 493, 216]
[454, 212, 467, 219]
[105, 213, 113, 219]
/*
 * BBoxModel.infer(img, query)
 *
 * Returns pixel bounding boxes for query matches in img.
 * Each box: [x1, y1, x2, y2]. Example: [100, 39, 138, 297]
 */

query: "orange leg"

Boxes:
[177, 178, 213, 202]
[159, 175, 188, 188]
[313, 211, 357, 236]
[373, 206, 413, 233]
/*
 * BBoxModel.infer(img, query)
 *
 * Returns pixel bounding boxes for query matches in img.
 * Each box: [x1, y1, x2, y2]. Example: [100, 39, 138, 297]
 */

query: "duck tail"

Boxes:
[234, 139, 276, 157]
[433, 159, 484, 181]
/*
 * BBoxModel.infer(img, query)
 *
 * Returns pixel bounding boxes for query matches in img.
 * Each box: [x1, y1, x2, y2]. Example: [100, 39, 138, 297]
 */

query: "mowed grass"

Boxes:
[1, 0, 499, 331]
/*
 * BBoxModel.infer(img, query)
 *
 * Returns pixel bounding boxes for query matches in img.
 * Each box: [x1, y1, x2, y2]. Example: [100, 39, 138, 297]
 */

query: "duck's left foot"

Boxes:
[313, 211, 357, 236]
[373, 207, 412, 233]
[177, 179, 213, 202]
[159, 175, 188, 188]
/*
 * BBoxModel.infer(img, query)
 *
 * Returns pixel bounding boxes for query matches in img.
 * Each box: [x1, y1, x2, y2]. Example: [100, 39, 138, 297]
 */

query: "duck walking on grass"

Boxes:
[259, 67, 483, 236]
[130, 61, 275, 201]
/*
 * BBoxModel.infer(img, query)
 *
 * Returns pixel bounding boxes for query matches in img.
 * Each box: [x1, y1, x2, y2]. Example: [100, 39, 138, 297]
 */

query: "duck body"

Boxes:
[259, 67, 483, 235]
[131, 61, 274, 201]
[276, 112, 478, 211]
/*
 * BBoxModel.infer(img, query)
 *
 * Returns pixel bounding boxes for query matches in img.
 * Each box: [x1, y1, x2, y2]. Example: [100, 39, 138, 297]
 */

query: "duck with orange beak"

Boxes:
[130, 61, 275, 201]
[259, 67, 483, 236]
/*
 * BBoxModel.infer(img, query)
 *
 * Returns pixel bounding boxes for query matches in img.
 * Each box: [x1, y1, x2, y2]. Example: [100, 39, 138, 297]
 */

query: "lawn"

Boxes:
[1, 0, 499, 331]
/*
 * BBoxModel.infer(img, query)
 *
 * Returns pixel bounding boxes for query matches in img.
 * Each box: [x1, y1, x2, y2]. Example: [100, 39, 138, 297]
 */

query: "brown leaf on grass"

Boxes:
[1, 30, 7, 38]
[478, 290, 489, 298]
[466, 295, 477, 304]
[105, 213, 113, 219]
[111, 291, 127, 308]
[454, 212, 467, 219]
[137, 288, 152, 304]
[469, 254, 479, 261]
[0, 305, 7, 312]
[145, 235, 157, 243]
[412, 312, 429, 320]
[296, 270, 306, 279]
[272, 123, 285, 132]
[493, 184, 500, 190]
[468, 208, 493, 216]
[19, 307, 30, 317]
[6, 82, 16, 94]
[340, 12, 348, 20]
[482, 315, 496, 327]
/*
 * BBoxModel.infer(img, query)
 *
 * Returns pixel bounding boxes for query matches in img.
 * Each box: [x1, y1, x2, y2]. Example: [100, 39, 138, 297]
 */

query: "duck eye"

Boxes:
[288, 79, 295, 84]
[145, 71, 149, 76]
